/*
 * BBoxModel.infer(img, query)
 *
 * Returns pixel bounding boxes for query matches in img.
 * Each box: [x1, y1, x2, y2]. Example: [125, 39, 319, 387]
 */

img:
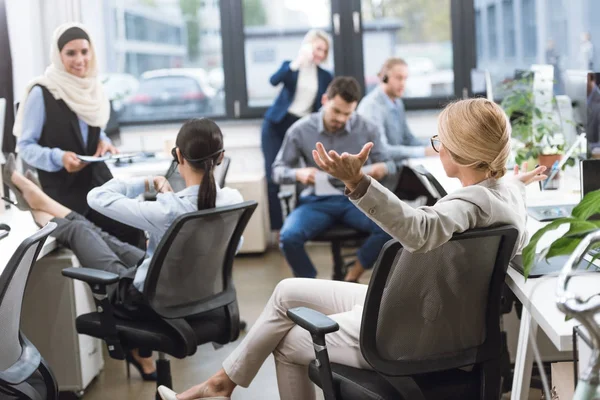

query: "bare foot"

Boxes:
[177, 369, 236, 400]
[131, 349, 155, 374]
[344, 262, 365, 282]
[10, 170, 46, 210]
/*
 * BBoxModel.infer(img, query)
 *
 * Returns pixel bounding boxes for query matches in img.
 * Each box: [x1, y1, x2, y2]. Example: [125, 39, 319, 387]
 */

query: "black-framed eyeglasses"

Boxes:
[430, 135, 441, 153]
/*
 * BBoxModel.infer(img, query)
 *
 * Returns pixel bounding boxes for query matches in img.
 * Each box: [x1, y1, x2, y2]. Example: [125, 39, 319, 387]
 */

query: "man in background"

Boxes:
[357, 58, 437, 189]
[272, 76, 393, 282]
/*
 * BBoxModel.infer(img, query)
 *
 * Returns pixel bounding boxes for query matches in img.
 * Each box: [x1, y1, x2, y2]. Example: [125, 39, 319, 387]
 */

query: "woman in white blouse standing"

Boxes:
[261, 30, 333, 232]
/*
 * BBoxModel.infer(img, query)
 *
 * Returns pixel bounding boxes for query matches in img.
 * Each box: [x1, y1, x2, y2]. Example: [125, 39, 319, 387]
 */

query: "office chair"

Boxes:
[279, 165, 447, 281]
[288, 225, 519, 400]
[215, 156, 231, 188]
[61, 201, 257, 398]
[0, 223, 59, 400]
[393, 164, 447, 206]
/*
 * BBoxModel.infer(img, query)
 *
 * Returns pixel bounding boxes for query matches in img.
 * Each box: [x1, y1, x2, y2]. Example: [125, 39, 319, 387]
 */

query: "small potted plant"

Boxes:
[500, 75, 566, 188]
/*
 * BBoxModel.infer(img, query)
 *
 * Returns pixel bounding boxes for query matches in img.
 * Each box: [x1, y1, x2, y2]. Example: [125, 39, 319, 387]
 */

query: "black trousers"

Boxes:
[84, 207, 146, 250]
[261, 113, 300, 231]
[52, 212, 156, 320]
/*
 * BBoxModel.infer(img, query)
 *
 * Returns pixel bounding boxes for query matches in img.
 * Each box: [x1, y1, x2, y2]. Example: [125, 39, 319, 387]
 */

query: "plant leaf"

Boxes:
[571, 190, 600, 220]
[522, 217, 577, 279]
[545, 237, 583, 259]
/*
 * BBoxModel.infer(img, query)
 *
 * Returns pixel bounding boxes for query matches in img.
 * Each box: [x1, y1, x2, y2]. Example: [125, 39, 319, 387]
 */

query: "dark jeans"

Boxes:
[51, 212, 154, 319]
[279, 195, 392, 278]
[261, 113, 300, 231]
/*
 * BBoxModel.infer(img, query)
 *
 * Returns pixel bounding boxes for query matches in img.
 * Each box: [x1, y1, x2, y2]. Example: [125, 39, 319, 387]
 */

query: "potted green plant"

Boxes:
[500, 76, 565, 181]
[522, 190, 600, 279]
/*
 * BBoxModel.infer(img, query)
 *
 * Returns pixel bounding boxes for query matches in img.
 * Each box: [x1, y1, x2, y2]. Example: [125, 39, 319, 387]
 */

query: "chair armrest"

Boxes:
[288, 307, 339, 400]
[62, 267, 119, 285]
[61, 267, 125, 360]
[287, 307, 339, 335]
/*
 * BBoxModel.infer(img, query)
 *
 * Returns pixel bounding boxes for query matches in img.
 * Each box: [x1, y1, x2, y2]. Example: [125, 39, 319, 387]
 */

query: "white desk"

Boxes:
[407, 157, 600, 400]
[0, 209, 57, 275]
[0, 208, 104, 392]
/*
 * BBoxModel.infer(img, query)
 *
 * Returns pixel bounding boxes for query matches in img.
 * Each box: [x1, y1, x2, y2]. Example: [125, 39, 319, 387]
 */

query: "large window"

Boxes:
[85, 0, 476, 123]
[502, 0, 515, 58]
[476, 0, 597, 97]
[521, 0, 537, 58]
[241, 0, 333, 108]
[487, 4, 497, 60]
[98, 0, 225, 124]
[361, 0, 454, 98]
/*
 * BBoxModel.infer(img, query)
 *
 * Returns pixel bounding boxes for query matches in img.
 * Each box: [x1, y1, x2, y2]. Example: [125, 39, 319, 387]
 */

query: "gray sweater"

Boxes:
[349, 176, 528, 255]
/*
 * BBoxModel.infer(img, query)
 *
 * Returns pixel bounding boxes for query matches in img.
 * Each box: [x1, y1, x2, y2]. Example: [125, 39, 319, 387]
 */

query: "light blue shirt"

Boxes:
[357, 86, 427, 161]
[17, 85, 111, 172]
[87, 177, 244, 291]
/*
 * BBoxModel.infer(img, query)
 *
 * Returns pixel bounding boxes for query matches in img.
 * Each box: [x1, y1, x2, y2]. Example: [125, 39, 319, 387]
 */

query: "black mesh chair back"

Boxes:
[144, 201, 257, 319]
[361, 225, 518, 376]
[0, 223, 58, 400]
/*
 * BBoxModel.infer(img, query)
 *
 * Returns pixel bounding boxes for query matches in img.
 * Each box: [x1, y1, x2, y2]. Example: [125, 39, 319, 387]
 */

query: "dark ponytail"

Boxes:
[175, 118, 224, 211]
[197, 159, 217, 210]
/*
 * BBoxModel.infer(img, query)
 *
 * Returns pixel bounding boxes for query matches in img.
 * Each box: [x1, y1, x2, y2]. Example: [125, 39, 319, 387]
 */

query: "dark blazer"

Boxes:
[263, 61, 333, 124]
[36, 84, 113, 215]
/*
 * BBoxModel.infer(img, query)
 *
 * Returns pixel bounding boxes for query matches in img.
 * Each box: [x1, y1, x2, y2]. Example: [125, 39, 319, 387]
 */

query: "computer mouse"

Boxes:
[0, 223, 10, 232]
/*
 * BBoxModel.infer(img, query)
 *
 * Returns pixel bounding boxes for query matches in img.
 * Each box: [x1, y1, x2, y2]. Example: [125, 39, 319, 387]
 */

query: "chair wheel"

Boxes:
[240, 320, 247, 331]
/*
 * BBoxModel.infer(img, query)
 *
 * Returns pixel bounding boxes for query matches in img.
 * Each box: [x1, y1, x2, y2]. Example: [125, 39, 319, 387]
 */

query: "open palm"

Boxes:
[312, 142, 372, 185]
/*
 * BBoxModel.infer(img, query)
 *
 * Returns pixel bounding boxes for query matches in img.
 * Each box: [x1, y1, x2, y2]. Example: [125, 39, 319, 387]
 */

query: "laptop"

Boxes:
[512, 254, 600, 278]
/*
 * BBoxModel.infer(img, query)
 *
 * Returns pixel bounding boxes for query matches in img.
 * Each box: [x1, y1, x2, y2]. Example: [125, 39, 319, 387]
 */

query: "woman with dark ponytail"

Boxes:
[3, 118, 243, 381]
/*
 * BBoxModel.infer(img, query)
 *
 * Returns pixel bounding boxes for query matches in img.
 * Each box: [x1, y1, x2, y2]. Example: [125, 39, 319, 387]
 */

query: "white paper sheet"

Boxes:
[314, 171, 344, 196]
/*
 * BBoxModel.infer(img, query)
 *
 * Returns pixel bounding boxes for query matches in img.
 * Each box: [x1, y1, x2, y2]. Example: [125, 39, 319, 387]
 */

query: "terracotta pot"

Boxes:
[538, 154, 562, 189]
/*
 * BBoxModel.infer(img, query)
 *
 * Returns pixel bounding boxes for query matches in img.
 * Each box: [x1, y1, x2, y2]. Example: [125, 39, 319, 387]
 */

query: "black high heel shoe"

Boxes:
[125, 352, 157, 381]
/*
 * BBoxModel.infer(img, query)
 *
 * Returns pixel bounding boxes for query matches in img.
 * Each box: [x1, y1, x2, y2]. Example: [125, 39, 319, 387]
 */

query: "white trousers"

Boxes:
[222, 278, 371, 400]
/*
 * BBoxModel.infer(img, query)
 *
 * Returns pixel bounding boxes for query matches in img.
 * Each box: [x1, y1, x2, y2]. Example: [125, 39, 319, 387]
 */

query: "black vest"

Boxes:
[37, 85, 113, 214]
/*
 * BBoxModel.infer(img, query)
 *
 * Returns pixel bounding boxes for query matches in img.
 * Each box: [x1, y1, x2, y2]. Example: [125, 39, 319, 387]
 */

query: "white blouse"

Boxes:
[287, 63, 318, 118]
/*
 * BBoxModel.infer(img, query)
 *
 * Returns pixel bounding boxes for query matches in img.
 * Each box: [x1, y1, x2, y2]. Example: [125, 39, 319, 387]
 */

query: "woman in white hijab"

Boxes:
[11, 23, 145, 249]
[8, 22, 155, 380]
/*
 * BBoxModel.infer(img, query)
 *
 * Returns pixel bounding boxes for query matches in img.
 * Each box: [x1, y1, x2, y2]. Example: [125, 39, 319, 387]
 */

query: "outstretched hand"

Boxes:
[513, 164, 548, 185]
[312, 142, 373, 190]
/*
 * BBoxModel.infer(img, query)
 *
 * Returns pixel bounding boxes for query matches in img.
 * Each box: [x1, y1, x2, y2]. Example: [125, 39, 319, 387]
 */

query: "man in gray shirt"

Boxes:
[272, 77, 393, 281]
[357, 58, 437, 164]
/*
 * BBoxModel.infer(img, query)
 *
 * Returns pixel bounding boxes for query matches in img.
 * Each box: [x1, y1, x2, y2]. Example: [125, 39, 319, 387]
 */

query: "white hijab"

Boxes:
[13, 22, 110, 137]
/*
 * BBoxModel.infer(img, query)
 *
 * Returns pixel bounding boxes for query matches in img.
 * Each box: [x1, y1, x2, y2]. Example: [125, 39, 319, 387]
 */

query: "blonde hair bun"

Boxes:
[438, 98, 512, 179]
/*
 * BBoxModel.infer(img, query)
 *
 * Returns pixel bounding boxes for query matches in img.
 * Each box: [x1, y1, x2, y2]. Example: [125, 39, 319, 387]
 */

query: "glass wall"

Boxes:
[83, 0, 475, 123]
[100, 0, 225, 123]
[475, 0, 598, 97]
[360, 0, 454, 98]
[242, 0, 333, 108]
